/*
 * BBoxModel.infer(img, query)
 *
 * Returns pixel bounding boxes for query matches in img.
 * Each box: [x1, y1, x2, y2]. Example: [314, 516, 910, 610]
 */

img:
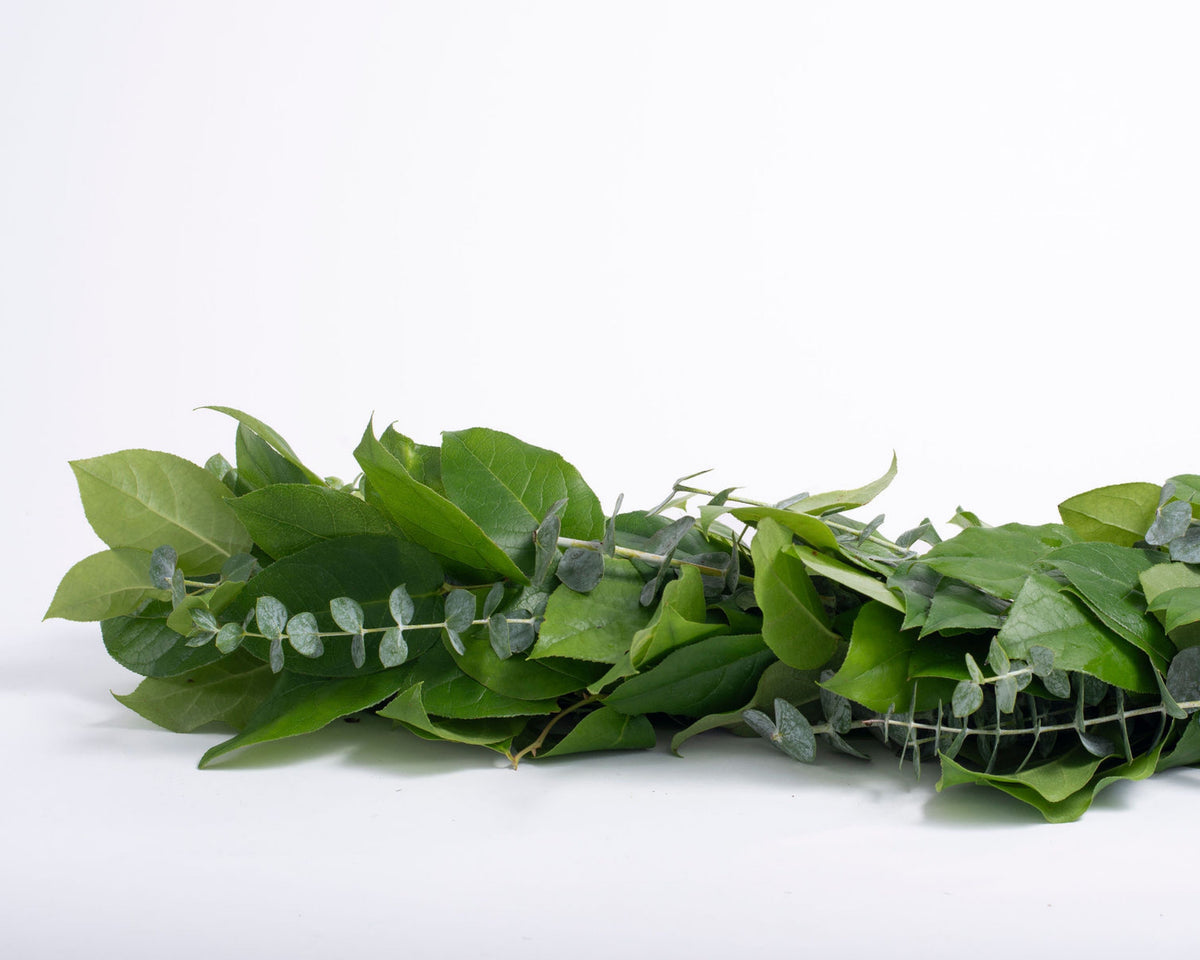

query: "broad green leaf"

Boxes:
[229, 485, 396, 559]
[533, 557, 653, 664]
[787, 543, 903, 612]
[1057, 482, 1160, 547]
[449, 629, 602, 700]
[821, 602, 951, 712]
[1157, 715, 1200, 772]
[670, 660, 825, 754]
[102, 601, 226, 677]
[996, 573, 1155, 693]
[234, 424, 308, 489]
[727, 506, 839, 551]
[70, 449, 253, 575]
[379, 425, 444, 495]
[907, 635, 989, 682]
[784, 454, 898, 516]
[751, 518, 839, 670]
[536, 706, 656, 759]
[375, 681, 527, 751]
[937, 747, 1105, 803]
[1148, 587, 1200, 639]
[918, 523, 1076, 600]
[354, 420, 527, 583]
[199, 405, 324, 485]
[441, 427, 604, 573]
[404, 645, 559, 719]
[919, 581, 1009, 638]
[605, 633, 775, 718]
[200, 666, 421, 766]
[226, 534, 445, 676]
[630, 565, 705, 665]
[114, 649, 275, 733]
[1042, 542, 1172, 669]
[45, 548, 164, 621]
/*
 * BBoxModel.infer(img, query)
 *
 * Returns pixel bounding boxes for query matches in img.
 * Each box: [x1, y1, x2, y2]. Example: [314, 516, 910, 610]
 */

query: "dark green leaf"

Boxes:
[114, 649, 275, 733]
[919, 523, 1076, 600]
[377, 682, 527, 752]
[102, 602, 225, 677]
[378, 425, 444, 494]
[790, 543, 903, 612]
[919, 581, 1008, 638]
[536, 707, 656, 759]
[229, 485, 396, 559]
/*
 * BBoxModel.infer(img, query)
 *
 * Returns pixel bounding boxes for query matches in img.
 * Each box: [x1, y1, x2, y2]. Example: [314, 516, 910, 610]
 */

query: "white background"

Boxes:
[4, 2, 1199, 956]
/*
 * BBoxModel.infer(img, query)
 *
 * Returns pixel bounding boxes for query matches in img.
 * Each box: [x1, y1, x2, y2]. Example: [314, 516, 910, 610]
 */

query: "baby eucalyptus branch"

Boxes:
[555, 536, 754, 586]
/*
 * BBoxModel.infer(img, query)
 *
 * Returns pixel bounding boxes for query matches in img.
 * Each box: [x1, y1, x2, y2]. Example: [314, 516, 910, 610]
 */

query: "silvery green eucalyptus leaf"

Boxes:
[952, 680, 984, 718]
[215, 622, 244, 654]
[351, 632, 366, 669]
[1146, 499, 1192, 546]
[150, 545, 177, 590]
[443, 589, 476, 634]
[220, 553, 260, 582]
[1168, 526, 1200, 563]
[286, 612, 323, 658]
[269, 636, 285, 673]
[389, 585, 415, 626]
[741, 708, 776, 740]
[170, 568, 186, 608]
[488, 614, 511, 659]
[482, 582, 505, 619]
[773, 698, 817, 763]
[190, 608, 219, 634]
[256, 596, 288, 641]
[556, 546, 605, 593]
[1166, 646, 1200, 704]
[379, 626, 407, 668]
[330, 597, 365, 634]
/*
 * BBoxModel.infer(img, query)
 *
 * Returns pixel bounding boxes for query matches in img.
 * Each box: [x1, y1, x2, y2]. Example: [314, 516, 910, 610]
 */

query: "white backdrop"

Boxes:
[4, 3, 1198, 956]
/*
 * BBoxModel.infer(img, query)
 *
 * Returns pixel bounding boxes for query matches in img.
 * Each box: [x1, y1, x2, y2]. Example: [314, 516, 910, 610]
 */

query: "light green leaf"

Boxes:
[750, 518, 839, 670]
[536, 706, 657, 759]
[379, 425, 444, 495]
[354, 420, 527, 583]
[918, 523, 1076, 600]
[229, 484, 396, 559]
[1057, 482, 1161, 547]
[70, 449, 253, 575]
[234, 424, 308, 489]
[200, 666, 422, 766]
[788, 543, 903, 612]
[784, 454, 898, 516]
[533, 557, 653, 664]
[441, 427, 604, 573]
[45, 547, 164, 622]
[996, 573, 1155, 693]
[919, 581, 1009, 638]
[114, 649, 275, 733]
[727, 506, 839, 551]
[199, 406, 324, 485]
[605, 633, 775, 718]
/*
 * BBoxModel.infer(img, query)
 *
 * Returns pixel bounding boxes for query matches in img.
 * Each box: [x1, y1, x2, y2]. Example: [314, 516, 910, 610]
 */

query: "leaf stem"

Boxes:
[556, 537, 755, 586]
[508, 694, 600, 769]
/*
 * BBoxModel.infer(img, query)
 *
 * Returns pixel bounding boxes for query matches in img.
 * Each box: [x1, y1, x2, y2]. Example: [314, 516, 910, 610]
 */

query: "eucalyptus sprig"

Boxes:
[45, 406, 1200, 821]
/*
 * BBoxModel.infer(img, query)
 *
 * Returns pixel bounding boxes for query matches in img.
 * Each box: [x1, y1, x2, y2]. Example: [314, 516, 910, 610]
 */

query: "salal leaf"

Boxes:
[114, 649, 275, 733]
[402, 645, 558, 719]
[996, 573, 1155, 693]
[938, 748, 1105, 803]
[783, 454, 898, 516]
[354, 420, 527, 583]
[376, 681, 526, 751]
[750, 517, 839, 670]
[234, 424, 308, 489]
[441, 427, 604, 574]
[727, 506, 839, 551]
[1042, 542, 1172, 669]
[45, 547, 164, 622]
[1057, 482, 1160, 547]
[1157, 715, 1200, 771]
[199, 667, 419, 767]
[226, 534, 444, 676]
[821, 602, 950, 713]
[918, 523, 1076, 600]
[1147, 587, 1200, 638]
[536, 706, 656, 759]
[379, 425, 444, 495]
[615, 510, 730, 557]
[229, 485, 396, 559]
[449, 630, 602, 700]
[199, 405, 324, 485]
[919, 581, 1009, 638]
[788, 543, 903, 612]
[670, 660, 825, 754]
[70, 449, 253, 575]
[101, 601, 226, 677]
[605, 633, 775, 718]
[630, 564, 725, 667]
[533, 557, 653, 664]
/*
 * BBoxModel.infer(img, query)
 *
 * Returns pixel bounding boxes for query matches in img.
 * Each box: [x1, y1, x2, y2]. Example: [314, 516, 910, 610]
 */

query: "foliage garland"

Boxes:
[46, 407, 1200, 821]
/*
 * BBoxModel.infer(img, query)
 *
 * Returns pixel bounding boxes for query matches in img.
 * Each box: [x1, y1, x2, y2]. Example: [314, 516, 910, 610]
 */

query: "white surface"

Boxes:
[4, 3, 1200, 956]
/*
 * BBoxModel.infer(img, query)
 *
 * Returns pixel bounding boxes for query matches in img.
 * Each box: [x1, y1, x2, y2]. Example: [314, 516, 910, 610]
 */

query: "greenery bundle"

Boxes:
[47, 407, 1200, 821]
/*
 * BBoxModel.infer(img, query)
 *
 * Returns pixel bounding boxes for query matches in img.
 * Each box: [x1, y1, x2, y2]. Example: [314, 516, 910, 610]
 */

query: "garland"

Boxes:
[47, 406, 1200, 821]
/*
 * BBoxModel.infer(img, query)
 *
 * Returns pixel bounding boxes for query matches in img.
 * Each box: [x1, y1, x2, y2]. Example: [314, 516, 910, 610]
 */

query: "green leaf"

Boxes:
[788, 543, 903, 612]
[750, 518, 839, 670]
[375, 681, 526, 751]
[101, 601, 226, 677]
[114, 649, 275, 733]
[150, 545, 177, 589]
[784, 453, 898, 516]
[887, 560, 941, 630]
[938, 748, 1105, 803]
[919, 581, 1009, 638]
[378, 425, 444, 495]
[996, 573, 1155, 693]
[1157, 715, 1200, 771]
[450, 629, 601, 700]
[443, 588, 476, 635]
[401, 645, 559, 719]
[536, 707, 657, 759]
[821, 602, 950, 712]
[440, 427, 604, 573]
[199, 406, 324, 485]
[727, 506, 839, 551]
[234, 424, 308, 489]
[1147, 587, 1200, 638]
[533, 557, 653, 664]
[630, 565, 725, 668]
[389, 585, 415, 625]
[255, 596, 287, 641]
[229, 484, 396, 559]
[353, 420, 527, 583]
[226, 534, 445, 676]
[918, 523, 1076, 600]
[199, 666, 422, 766]
[45, 547, 164, 622]
[1057, 482, 1161, 547]
[1042, 542, 1173, 669]
[605, 633, 775, 718]
[215, 622, 243, 654]
[70, 449, 253, 575]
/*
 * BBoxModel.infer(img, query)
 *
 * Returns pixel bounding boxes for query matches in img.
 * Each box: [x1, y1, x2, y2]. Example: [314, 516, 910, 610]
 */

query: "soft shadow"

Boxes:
[921, 783, 1050, 828]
